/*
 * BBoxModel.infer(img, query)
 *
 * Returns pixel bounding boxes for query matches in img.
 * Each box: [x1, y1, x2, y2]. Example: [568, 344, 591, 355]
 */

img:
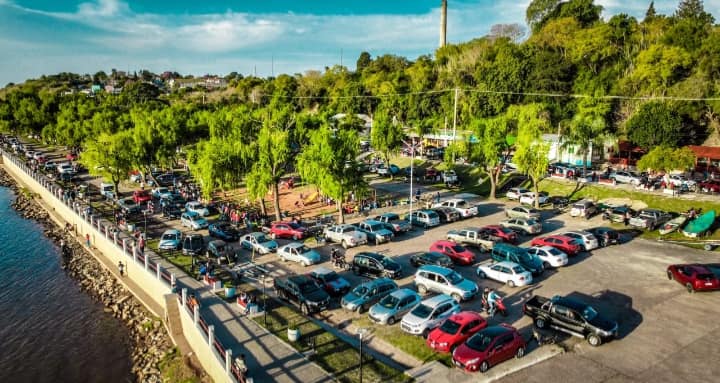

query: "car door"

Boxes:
[287, 247, 299, 262]
[369, 258, 383, 277]
[562, 308, 586, 334]
[496, 333, 517, 363]
[433, 273, 450, 294]
[431, 303, 452, 327]
[488, 264, 503, 281]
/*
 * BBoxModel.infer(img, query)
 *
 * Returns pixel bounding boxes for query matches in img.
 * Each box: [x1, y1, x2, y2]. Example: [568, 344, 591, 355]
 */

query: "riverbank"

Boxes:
[0, 168, 194, 383]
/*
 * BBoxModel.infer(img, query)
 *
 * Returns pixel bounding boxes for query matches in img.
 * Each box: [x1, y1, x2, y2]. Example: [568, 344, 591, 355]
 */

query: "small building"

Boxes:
[543, 134, 603, 167]
[688, 145, 720, 173]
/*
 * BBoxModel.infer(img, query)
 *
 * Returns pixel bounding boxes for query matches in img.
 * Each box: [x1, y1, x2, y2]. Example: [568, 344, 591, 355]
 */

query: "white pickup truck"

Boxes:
[432, 198, 478, 218]
[323, 224, 368, 249]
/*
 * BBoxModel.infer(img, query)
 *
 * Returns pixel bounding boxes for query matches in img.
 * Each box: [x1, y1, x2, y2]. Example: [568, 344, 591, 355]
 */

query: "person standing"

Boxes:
[118, 261, 125, 277]
[85, 233, 91, 248]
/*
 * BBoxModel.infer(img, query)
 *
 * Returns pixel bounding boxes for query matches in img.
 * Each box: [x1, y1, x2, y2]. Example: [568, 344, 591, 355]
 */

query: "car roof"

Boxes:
[674, 264, 712, 273]
[532, 245, 557, 253]
[562, 230, 592, 236]
[551, 295, 590, 311]
[186, 233, 203, 239]
[284, 242, 304, 248]
[356, 251, 385, 260]
[490, 261, 523, 269]
[311, 266, 334, 275]
[288, 275, 313, 284]
[477, 325, 514, 338]
[448, 311, 483, 324]
[432, 240, 456, 246]
[546, 234, 574, 241]
[421, 293, 455, 306]
[362, 219, 383, 225]
[418, 264, 454, 275]
[162, 229, 181, 235]
[248, 232, 265, 237]
[209, 239, 226, 246]
[389, 288, 418, 299]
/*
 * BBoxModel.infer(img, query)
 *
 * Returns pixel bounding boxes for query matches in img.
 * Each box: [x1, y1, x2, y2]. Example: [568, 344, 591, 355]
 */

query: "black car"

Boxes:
[182, 234, 205, 256]
[352, 252, 402, 279]
[155, 173, 176, 187]
[409, 251, 454, 268]
[160, 193, 186, 209]
[208, 222, 240, 241]
[587, 227, 620, 247]
[162, 205, 182, 219]
[431, 207, 461, 223]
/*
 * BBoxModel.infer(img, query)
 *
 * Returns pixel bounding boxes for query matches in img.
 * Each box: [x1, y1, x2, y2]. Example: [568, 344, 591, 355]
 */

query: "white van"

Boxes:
[100, 183, 115, 200]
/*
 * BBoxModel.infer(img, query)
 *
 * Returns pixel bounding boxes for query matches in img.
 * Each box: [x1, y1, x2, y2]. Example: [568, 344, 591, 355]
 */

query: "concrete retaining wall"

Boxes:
[1, 150, 237, 383]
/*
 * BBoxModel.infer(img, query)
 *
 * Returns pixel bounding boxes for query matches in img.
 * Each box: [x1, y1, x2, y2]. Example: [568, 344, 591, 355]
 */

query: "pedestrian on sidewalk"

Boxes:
[85, 233, 91, 247]
[118, 261, 124, 277]
[139, 236, 145, 253]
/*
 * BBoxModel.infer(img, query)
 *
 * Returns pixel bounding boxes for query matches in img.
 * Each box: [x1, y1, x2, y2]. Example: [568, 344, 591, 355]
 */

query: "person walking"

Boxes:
[85, 233, 91, 248]
[118, 261, 125, 277]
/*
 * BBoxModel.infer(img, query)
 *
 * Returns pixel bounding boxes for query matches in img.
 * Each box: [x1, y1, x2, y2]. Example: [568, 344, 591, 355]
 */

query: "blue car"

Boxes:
[240, 232, 278, 254]
[158, 229, 182, 250]
[208, 222, 240, 242]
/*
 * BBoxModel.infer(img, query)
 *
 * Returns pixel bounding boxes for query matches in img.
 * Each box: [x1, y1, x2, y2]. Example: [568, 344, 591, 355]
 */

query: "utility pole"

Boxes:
[440, 0, 448, 48]
[271, 55, 274, 77]
[340, 48, 343, 68]
[452, 87, 459, 141]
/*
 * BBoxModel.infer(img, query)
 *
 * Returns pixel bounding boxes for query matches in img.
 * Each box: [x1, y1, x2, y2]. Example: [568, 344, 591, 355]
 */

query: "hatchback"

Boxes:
[530, 235, 582, 256]
[476, 261, 533, 287]
[560, 231, 599, 251]
[341, 278, 398, 313]
[409, 251, 454, 268]
[526, 246, 569, 268]
[452, 324, 526, 373]
[401, 294, 461, 337]
[158, 229, 182, 251]
[368, 288, 421, 325]
[414, 265, 479, 302]
[429, 240, 475, 265]
[667, 264, 720, 293]
[569, 199, 598, 219]
[427, 311, 487, 353]
[181, 211, 209, 230]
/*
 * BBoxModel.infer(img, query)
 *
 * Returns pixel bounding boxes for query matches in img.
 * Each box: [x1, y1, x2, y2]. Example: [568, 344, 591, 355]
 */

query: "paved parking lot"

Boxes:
[19, 142, 720, 382]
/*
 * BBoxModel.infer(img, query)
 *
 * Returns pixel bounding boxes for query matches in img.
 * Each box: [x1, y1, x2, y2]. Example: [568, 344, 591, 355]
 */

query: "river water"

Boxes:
[0, 186, 133, 382]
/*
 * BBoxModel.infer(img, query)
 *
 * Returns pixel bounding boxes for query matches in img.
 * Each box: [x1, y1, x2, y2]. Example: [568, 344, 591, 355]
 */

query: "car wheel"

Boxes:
[451, 293, 462, 302]
[479, 360, 490, 373]
[666, 270, 673, 280]
[587, 334, 602, 347]
[543, 261, 551, 269]
[417, 284, 428, 295]
[387, 316, 395, 325]
[278, 290, 287, 300]
[507, 280, 516, 288]
[422, 328, 430, 338]
[686, 283, 694, 293]
[477, 270, 486, 279]
[301, 304, 310, 315]
[535, 318, 547, 329]
[375, 237, 381, 246]
[516, 346, 525, 358]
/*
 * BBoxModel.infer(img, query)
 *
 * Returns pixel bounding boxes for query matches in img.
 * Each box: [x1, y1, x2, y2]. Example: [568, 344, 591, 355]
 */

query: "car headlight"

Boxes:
[345, 302, 357, 310]
[438, 342, 449, 347]
[467, 357, 480, 365]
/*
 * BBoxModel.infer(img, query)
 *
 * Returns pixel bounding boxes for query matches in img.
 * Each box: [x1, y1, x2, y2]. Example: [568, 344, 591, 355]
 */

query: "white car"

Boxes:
[519, 192, 549, 206]
[667, 174, 696, 189]
[506, 187, 529, 201]
[526, 246, 568, 268]
[476, 261, 532, 287]
[185, 201, 210, 217]
[561, 231, 599, 251]
[432, 198, 478, 218]
[240, 232, 278, 254]
[57, 162, 75, 174]
[277, 242, 321, 266]
[400, 294, 461, 337]
[611, 171, 641, 185]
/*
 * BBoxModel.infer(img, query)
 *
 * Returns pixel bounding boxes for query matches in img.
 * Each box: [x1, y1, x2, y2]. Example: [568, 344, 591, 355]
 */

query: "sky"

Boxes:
[0, 0, 719, 86]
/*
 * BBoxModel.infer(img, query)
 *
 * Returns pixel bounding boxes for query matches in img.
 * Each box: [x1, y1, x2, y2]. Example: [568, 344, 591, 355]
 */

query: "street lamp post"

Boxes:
[357, 328, 368, 383]
[402, 139, 421, 220]
[143, 210, 148, 237]
[263, 273, 267, 326]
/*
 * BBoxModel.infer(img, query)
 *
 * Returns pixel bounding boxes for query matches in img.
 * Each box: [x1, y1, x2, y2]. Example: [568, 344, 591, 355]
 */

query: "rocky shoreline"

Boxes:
[0, 168, 172, 383]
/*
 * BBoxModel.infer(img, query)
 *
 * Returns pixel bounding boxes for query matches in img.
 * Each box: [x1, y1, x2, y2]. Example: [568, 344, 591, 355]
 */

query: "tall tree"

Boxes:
[370, 106, 404, 176]
[510, 104, 551, 208]
[79, 131, 135, 197]
[636, 146, 696, 172]
[627, 102, 682, 148]
[562, 98, 611, 179]
[466, 116, 512, 199]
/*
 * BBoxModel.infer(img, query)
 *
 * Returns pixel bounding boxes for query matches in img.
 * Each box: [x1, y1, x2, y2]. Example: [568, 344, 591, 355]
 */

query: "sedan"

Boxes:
[117, 197, 142, 215]
[452, 324, 526, 373]
[476, 261, 532, 287]
[278, 242, 321, 266]
[427, 311, 487, 353]
[185, 201, 210, 217]
[429, 240, 476, 265]
[526, 246, 568, 268]
[667, 264, 720, 293]
[519, 191, 549, 206]
[308, 267, 351, 296]
[240, 232, 278, 254]
[158, 229, 182, 251]
[481, 225, 518, 243]
[499, 218, 542, 235]
[530, 235, 582, 256]
[611, 171, 642, 185]
[132, 190, 151, 204]
[505, 187, 529, 201]
[208, 222, 240, 241]
[368, 288, 422, 325]
[410, 251, 454, 268]
[560, 230, 599, 251]
[505, 206, 541, 220]
[180, 211, 209, 230]
[699, 179, 720, 193]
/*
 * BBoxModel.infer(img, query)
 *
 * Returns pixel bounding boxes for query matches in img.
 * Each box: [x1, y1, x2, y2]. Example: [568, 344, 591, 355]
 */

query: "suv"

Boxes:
[352, 252, 402, 279]
[274, 275, 331, 315]
[569, 199, 598, 219]
[490, 243, 544, 275]
[341, 278, 398, 313]
[409, 210, 441, 228]
[401, 294, 461, 337]
[414, 265, 478, 302]
[182, 234, 205, 256]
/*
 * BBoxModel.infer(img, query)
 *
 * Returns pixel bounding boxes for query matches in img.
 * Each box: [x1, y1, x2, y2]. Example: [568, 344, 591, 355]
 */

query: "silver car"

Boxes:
[500, 217, 542, 235]
[561, 231, 599, 251]
[414, 265, 478, 302]
[368, 288, 421, 325]
[400, 294, 461, 337]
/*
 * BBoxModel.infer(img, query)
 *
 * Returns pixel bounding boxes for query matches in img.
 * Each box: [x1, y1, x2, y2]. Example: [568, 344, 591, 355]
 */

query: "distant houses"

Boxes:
[168, 76, 228, 90]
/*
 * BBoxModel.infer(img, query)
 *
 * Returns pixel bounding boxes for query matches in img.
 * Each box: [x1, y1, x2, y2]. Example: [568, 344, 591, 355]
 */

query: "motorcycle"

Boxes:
[331, 249, 350, 270]
[481, 296, 508, 317]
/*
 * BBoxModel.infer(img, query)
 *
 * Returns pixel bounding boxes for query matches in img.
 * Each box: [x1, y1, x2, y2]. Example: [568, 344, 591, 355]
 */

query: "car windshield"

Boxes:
[297, 245, 311, 254]
[380, 295, 400, 309]
[256, 234, 269, 242]
[466, 332, 494, 352]
[162, 233, 176, 240]
[439, 319, 461, 335]
[380, 257, 395, 267]
[427, 253, 443, 261]
[511, 265, 525, 273]
[447, 272, 464, 285]
[451, 245, 466, 253]
[299, 281, 320, 294]
[353, 285, 369, 296]
[582, 306, 598, 321]
[410, 304, 433, 318]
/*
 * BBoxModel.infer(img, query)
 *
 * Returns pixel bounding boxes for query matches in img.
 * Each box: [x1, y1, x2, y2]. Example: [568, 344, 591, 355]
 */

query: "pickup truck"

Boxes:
[374, 213, 412, 234]
[353, 220, 394, 245]
[523, 295, 619, 347]
[446, 228, 496, 252]
[433, 198, 478, 218]
[273, 275, 331, 315]
[323, 224, 368, 249]
[629, 209, 672, 230]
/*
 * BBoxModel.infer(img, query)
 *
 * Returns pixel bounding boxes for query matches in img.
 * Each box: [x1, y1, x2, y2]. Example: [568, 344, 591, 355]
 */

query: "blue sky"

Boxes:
[0, 0, 718, 86]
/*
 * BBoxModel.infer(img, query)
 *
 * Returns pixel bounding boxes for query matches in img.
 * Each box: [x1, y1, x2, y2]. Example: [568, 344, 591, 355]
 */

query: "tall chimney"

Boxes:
[440, 0, 447, 47]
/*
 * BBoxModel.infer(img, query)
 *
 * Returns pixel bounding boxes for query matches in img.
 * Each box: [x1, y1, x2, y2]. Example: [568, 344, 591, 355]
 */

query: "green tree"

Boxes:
[636, 146, 696, 172]
[627, 102, 682, 148]
[510, 104, 551, 208]
[296, 124, 366, 224]
[562, 98, 611, 178]
[370, 106, 404, 176]
[79, 131, 135, 196]
[466, 116, 512, 199]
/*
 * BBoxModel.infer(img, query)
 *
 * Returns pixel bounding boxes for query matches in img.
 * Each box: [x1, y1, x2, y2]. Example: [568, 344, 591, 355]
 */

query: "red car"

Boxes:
[452, 324, 526, 373]
[132, 190, 151, 204]
[66, 152, 78, 161]
[268, 222, 307, 240]
[530, 235, 582, 256]
[667, 264, 720, 293]
[430, 240, 475, 265]
[482, 225, 518, 243]
[699, 179, 720, 193]
[427, 311, 487, 353]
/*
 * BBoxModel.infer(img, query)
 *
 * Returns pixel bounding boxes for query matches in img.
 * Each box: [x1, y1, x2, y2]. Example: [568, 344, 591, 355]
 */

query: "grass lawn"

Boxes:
[158, 347, 206, 383]
[353, 317, 453, 367]
[252, 305, 410, 383]
[162, 251, 195, 275]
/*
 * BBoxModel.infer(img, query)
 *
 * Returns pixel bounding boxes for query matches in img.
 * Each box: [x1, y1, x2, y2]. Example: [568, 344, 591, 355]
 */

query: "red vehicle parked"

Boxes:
[427, 311, 487, 353]
[132, 190, 152, 204]
[481, 225, 518, 243]
[268, 222, 307, 240]
[530, 235, 582, 256]
[667, 264, 720, 293]
[452, 324, 526, 373]
[429, 240, 475, 265]
[699, 179, 720, 193]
